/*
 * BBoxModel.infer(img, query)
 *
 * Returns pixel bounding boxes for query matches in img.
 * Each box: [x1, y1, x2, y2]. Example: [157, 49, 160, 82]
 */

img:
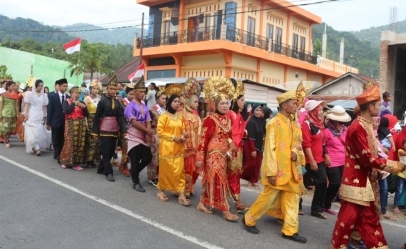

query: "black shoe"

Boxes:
[282, 233, 307, 243]
[133, 183, 145, 192]
[97, 170, 104, 175]
[242, 216, 259, 234]
[106, 174, 115, 182]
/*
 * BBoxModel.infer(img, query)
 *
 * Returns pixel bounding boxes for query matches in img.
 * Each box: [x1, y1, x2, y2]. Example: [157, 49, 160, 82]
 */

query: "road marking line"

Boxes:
[0, 156, 223, 249]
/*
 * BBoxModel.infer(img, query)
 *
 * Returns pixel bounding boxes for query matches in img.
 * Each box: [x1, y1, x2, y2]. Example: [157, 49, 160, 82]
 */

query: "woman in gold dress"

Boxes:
[0, 81, 19, 148]
[156, 94, 190, 206]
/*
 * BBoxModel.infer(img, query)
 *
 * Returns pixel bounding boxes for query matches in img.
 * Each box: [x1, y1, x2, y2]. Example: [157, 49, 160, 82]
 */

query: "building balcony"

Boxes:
[134, 25, 358, 75]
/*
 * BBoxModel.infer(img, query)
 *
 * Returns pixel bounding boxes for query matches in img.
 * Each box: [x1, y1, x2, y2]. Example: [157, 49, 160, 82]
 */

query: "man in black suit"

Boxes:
[46, 79, 69, 162]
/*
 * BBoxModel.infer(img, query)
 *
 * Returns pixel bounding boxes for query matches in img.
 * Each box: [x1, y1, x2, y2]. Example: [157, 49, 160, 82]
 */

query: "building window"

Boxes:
[164, 21, 171, 38]
[247, 17, 256, 46]
[266, 24, 274, 40]
[300, 36, 306, 52]
[147, 14, 154, 46]
[275, 27, 283, 53]
[292, 33, 298, 50]
[225, 1, 237, 41]
[205, 15, 211, 33]
[213, 13, 219, 39]
[147, 69, 176, 80]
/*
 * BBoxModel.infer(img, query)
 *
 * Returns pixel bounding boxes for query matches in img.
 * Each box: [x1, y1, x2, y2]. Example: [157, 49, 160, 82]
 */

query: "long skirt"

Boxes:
[200, 153, 231, 211]
[147, 131, 159, 180]
[184, 152, 199, 197]
[85, 114, 99, 163]
[156, 154, 185, 193]
[16, 113, 25, 140]
[60, 118, 87, 166]
[24, 120, 48, 153]
[1, 116, 16, 134]
[241, 146, 263, 184]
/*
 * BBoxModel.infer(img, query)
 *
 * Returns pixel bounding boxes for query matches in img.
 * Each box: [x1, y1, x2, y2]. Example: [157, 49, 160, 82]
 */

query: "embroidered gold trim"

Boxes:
[340, 178, 374, 205]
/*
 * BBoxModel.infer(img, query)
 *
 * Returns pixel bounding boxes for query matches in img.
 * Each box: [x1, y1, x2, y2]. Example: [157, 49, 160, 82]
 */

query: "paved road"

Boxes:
[1, 137, 405, 249]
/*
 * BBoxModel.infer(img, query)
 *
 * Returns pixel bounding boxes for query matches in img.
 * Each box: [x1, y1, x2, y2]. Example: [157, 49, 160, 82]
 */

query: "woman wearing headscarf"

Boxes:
[23, 79, 49, 155]
[83, 80, 101, 168]
[322, 105, 351, 215]
[225, 79, 248, 213]
[181, 79, 202, 197]
[156, 94, 190, 206]
[301, 100, 327, 219]
[241, 105, 265, 188]
[196, 76, 239, 222]
[0, 81, 19, 148]
[147, 88, 167, 186]
[59, 86, 89, 170]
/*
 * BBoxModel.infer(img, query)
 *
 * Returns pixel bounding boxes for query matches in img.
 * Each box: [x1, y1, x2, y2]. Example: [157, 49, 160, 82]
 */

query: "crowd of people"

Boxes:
[1, 75, 406, 248]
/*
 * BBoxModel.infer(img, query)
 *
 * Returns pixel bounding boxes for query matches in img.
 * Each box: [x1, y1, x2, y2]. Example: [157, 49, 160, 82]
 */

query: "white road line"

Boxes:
[241, 186, 406, 228]
[0, 156, 223, 249]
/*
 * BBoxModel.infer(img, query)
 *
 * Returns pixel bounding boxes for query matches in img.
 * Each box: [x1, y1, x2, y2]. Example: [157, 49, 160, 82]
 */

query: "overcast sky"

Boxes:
[0, 0, 405, 31]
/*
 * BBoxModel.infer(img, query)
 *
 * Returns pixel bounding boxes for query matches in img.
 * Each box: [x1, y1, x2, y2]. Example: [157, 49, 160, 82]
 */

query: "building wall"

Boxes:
[308, 73, 323, 83]
[181, 54, 225, 78]
[313, 78, 364, 96]
[286, 67, 307, 82]
[0, 47, 83, 89]
[259, 60, 284, 86]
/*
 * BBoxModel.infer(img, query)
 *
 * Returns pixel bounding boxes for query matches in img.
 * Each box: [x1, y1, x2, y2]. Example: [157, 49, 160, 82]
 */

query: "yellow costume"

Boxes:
[244, 84, 307, 237]
[156, 112, 186, 193]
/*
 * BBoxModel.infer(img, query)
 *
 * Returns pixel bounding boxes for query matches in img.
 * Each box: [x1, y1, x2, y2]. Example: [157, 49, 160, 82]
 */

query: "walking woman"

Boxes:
[156, 94, 190, 206]
[23, 79, 49, 155]
[182, 79, 202, 196]
[322, 105, 351, 215]
[241, 105, 265, 188]
[0, 81, 19, 148]
[301, 100, 328, 219]
[147, 88, 166, 186]
[196, 76, 239, 222]
[59, 86, 89, 170]
[83, 80, 101, 168]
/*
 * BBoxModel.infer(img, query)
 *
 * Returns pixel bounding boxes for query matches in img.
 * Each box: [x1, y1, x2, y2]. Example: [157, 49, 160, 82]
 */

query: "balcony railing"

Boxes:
[136, 25, 318, 65]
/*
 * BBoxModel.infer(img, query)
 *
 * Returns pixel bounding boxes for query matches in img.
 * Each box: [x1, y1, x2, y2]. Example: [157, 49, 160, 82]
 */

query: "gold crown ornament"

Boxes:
[296, 81, 311, 108]
[156, 86, 166, 97]
[203, 76, 235, 102]
[184, 77, 201, 99]
[134, 75, 146, 89]
[233, 79, 245, 100]
[90, 80, 102, 89]
[26, 75, 36, 88]
[165, 83, 183, 97]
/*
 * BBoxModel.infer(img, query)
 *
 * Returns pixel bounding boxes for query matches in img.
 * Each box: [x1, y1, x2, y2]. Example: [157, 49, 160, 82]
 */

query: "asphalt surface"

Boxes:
[1, 136, 405, 249]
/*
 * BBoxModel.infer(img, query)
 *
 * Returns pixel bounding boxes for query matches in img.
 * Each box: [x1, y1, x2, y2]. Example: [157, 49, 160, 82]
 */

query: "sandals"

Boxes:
[311, 212, 327, 219]
[196, 203, 213, 214]
[156, 192, 169, 202]
[247, 183, 260, 189]
[61, 164, 67, 169]
[382, 213, 397, 221]
[298, 210, 304, 215]
[324, 209, 337, 215]
[394, 207, 400, 215]
[5, 143, 10, 148]
[235, 203, 249, 213]
[178, 197, 191, 206]
[72, 165, 83, 171]
[223, 212, 239, 222]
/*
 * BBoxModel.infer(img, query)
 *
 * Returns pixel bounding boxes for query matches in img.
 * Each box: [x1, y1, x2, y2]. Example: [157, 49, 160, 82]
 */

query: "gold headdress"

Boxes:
[233, 79, 245, 100]
[165, 83, 183, 97]
[26, 75, 35, 88]
[203, 76, 235, 102]
[184, 77, 201, 99]
[362, 81, 374, 91]
[156, 86, 166, 97]
[90, 80, 101, 89]
[133, 75, 145, 89]
[107, 74, 118, 87]
[296, 81, 311, 108]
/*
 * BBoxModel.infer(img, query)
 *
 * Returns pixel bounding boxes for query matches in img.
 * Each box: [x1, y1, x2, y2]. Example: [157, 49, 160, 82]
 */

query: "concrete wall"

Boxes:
[0, 47, 83, 89]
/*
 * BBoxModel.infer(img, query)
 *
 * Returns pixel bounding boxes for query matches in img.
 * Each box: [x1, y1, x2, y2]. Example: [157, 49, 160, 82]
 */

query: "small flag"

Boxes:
[128, 63, 145, 82]
[63, 38, 82, 54]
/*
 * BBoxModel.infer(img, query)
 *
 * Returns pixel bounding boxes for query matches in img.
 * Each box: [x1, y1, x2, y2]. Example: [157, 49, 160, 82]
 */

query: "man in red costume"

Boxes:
[330, 85, 406, 249]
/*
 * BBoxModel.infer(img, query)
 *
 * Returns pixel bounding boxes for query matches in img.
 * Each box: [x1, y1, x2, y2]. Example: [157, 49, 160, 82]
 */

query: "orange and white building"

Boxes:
[134, 0, 358, 107]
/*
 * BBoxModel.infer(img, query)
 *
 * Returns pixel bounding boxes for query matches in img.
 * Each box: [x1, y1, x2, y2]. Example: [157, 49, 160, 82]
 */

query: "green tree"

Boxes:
[313, 38, 322, 56]
[0, 65, 13, 80]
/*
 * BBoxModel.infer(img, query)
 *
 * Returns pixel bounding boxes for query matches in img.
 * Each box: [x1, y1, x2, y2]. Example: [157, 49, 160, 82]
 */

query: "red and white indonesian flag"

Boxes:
[128, 63, 145, 82]
[63, 38, 82, 54]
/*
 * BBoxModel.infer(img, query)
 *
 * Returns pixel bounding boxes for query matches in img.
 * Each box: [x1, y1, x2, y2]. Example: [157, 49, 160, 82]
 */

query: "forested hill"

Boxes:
[351, 19, 406, 48]
[0, 15, 72, 43]
[61, 23, 145, 45]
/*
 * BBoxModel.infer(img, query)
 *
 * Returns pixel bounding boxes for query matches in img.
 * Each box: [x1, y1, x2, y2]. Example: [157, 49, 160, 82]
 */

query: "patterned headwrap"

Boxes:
[306, 104, 325, 130]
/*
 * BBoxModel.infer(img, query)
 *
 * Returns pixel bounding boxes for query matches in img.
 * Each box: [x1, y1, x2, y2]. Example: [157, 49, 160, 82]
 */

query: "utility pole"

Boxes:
[140, 12, 144, 61]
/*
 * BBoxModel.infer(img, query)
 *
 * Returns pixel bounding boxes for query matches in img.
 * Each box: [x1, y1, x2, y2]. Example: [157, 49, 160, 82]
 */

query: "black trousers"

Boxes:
[51, 125, 65, 160]
[305, 162, 327, 213]
[128, 144, 152, 184]
[324, 165, 343, 210]
[99, 137, 117, 176]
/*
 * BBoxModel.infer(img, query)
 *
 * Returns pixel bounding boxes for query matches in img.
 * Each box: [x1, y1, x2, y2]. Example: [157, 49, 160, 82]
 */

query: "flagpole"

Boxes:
[76, 49, 81, 86]
[140, 12, 144, 61]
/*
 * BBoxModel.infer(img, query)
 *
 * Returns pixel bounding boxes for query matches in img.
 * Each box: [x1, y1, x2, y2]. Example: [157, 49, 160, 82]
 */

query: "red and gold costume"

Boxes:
[197, 112, 232, 211]
[182, 105, 201, 196]
[331, 85, 404, 249]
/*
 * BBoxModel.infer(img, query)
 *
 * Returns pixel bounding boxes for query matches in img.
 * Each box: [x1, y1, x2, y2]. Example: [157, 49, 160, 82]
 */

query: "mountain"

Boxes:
[60, 23, 146, 45]
[351, 19, 406, 48]
[0, 15, 72, 43]
[312, 23, 380, 78]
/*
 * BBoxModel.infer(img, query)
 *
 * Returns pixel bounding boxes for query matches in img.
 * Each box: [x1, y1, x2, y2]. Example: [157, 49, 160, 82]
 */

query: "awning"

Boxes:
[327, 99, 357, 110]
